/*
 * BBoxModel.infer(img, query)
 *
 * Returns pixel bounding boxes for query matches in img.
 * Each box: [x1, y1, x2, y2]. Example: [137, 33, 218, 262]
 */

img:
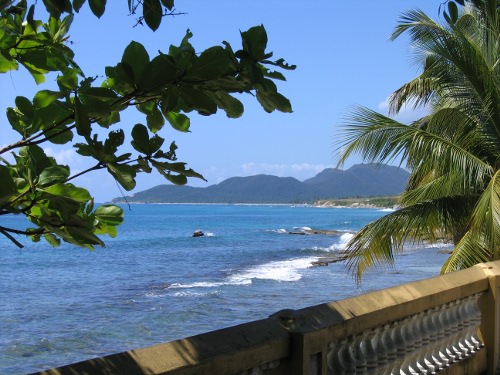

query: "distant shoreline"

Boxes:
[110, 197, 400, 210]
[313, 196, 400, 210]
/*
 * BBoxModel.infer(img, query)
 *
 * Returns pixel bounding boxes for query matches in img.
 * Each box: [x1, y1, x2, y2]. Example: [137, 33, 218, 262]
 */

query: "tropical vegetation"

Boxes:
[0, 1, 294, 248]
[337, 0, 500, 280]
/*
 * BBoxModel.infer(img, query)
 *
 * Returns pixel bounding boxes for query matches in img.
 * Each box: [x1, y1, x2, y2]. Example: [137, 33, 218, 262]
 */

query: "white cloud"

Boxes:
[43, 147, 81, 166]
[378, 96, 429, 123]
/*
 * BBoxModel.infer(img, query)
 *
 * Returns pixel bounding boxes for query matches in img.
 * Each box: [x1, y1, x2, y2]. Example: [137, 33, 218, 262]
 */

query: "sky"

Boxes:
[1, 1, 439, 202]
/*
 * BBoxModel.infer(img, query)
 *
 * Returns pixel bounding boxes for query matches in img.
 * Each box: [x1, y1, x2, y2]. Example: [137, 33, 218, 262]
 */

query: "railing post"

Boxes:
[478, 264, 500, 374]
[271, 309, 328, 375]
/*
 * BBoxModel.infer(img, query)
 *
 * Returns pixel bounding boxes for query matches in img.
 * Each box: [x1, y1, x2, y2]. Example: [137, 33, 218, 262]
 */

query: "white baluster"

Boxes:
[443, 302, 459, 363]
[458, 297, 474, 356]
[327, 339, 346, 375]
[430, 306, 449, 368]
[411, 312, 432, 374]
[339, 337, 356, 374]
[360, 330, 378, 373]
[400, 318, 419, 374]
[388, 321, 407, 375]
[371, 326, 388, 368]
[349, 334, 367, 374]
[468, 294, 483, 350]
[449, 300, 464, 360]
[422, 309, 441, 373]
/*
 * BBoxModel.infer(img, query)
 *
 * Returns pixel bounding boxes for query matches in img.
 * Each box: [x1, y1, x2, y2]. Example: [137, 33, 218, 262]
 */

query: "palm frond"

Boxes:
[390, 4, 500, 140]
[336, 107, 492, 183]
[441, 232, 490, 272]
[343, 199, 465, 282]
[441, 168, 500, 272]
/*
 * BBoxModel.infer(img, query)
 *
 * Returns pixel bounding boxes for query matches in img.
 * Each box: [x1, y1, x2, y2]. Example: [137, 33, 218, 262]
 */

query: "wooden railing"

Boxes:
[35, 261, 500, 375]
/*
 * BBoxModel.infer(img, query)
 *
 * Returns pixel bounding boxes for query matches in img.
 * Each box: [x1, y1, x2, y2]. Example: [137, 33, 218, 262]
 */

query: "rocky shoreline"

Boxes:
[313, 197, 400, 210]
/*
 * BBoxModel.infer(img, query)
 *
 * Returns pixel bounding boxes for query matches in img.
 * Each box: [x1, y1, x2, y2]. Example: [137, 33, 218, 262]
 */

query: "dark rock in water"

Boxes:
[311, 261, 329, 267]
[193, 230, 204, 237]
[289, 231, 307, 235]
[152, 283, 171, 290]
[438, 249, 453, 254]
[311, 255, 348, 267]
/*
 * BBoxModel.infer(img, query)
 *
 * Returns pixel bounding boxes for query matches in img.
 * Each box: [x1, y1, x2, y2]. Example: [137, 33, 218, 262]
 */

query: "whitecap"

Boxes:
[169, 281, 224, 289]
[310, 233, 355, 252]
[293, 226, 312, 231]
[171, 291, 220, 298]
[378, 208, 396, 212]
[227, 257, 318, 283]
[266, 228, 287, 234]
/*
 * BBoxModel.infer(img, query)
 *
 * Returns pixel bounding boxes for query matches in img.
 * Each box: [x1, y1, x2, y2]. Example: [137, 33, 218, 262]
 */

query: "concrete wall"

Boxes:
[34, 261, 500, 375]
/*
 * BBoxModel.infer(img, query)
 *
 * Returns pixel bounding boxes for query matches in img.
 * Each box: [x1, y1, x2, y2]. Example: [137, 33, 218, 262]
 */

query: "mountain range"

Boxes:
[112, 163, 409, 204]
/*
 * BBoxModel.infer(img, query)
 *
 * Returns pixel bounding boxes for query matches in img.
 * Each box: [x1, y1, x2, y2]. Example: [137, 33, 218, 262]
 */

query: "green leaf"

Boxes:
[38, 165, 70, 186]
[105, 63, 136, 90]
[79, 87, 117, 100]
[122, 41, 150, 84]
[137, 156, 153, 173]
[165, 111, 190, 132]
[33, 101, 73, 132]
[0, 51, 19, 73]
[44, 125, 74, 145]
[448, 1, 458, 23]
[146, 106, 165, 132]
[179, 87, 217, 116]
[138, 55, 178, 91]
[143, 0, 162, 31]
[160, 0, 174, 10]
[160, 86, 180, 114]
[57, 68, 79, 90]
[0, 165, 16, 197]
[73, 0, 86, 12]
[44, 183, 92, 202]
[151, 160, 205, 182]
[104, 130, 125, 153]
[131, 123, 150, 154]
[256, 91, 292, 113]
[43, 0, 66, 18]
[89, 0, 106, 17]
[21, 145, 53, 176]
[188, 46, 231, 79]
[95, 204, 124, 226]
[212, 91, 244, 118]
[240, 25, 268, 61]
[43, 233, 61, 247]
[33, 90, 61, 109]
[65, 226, 104, 247]
[149, 135, 164, 154]
[74, 97, 91, 136]
[15, 96, 34, 119]
[107, 163, 136, 190]
[97, 111, 120, 128]
[166, 173, 187, 185]
[54, 14, 74, 42]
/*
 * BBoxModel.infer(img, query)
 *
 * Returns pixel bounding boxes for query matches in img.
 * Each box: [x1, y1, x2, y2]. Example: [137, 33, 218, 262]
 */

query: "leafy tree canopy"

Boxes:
[337, 0, 500, 280]
[0, 0, 295, 248]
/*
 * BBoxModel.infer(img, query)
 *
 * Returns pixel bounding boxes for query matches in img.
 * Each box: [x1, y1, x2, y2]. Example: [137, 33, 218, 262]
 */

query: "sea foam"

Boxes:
[228, 257, 318, 283]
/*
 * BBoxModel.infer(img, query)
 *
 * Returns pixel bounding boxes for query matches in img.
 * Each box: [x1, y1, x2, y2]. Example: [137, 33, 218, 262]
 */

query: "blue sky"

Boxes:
[1, 1, 439, 202]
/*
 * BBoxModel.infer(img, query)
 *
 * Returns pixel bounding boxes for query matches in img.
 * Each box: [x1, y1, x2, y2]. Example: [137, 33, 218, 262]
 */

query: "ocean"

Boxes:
[1, 204, 452, 374]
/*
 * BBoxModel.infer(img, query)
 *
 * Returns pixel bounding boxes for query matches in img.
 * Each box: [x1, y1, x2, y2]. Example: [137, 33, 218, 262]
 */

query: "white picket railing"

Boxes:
[34, 261, 500, 375]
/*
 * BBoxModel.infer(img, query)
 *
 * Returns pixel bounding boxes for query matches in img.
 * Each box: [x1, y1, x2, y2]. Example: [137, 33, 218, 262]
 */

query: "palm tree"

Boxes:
[337, 0, 500, 280]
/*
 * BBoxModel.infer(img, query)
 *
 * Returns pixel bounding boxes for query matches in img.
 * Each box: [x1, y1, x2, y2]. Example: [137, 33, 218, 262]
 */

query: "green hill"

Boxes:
[112, 163, 409, 204]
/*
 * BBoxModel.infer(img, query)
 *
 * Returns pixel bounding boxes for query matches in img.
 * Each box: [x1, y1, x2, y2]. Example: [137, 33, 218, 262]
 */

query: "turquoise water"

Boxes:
[1, 204, 451, 374]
